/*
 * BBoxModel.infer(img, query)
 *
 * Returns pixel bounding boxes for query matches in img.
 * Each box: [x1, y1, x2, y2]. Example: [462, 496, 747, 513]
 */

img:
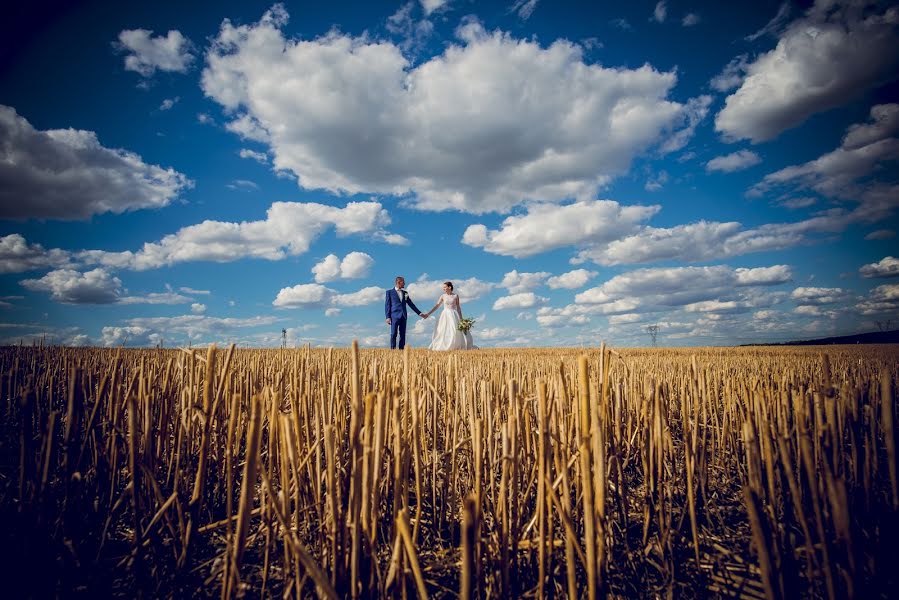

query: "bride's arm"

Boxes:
[455, 296, 463, 319]
[424, 296, 442, 318]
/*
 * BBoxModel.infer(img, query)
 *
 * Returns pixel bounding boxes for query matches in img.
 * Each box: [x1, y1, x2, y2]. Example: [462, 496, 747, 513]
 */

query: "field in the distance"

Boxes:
[1, 344, 897, 598]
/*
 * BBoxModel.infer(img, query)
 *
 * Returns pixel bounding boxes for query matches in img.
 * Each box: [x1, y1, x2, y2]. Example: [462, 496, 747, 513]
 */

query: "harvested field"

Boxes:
[1, 343, 897, 598]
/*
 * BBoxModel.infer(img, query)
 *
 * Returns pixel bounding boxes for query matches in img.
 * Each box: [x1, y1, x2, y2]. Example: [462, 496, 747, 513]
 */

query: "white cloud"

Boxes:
[80, 201, 396, 270]
[710, 54, 750, 93]
[652, 1, 667, 23]
[750, 104, 899, 220]
[160, 97, 179, 110]
[860, 256, 899, 278]
[0, 105, 192, 220]
[388, 2, 435, 53]
[272, 283, 335, 308]
[21, 268, 121, 304]
[421, 0, 450, 16]
[191, 302, 207, 314]
[201, 7, 699, 214]
[462, 200, 659, 257]
[325, 308, 342, 317]
[706, 149, 761, 173]
[333, 286, 383, 307]
[239, 148, 268, 163]
[682, 13, 700, 26]
[501, 270, 549, 293]
[116, 29, 194, 77]
[857, 283, 899, 315]
[180, 286, 210, 295]
[547, 268, 597, 289]
[790, 286, 849, 305]
[645, 171, 669, 192]
[226, 179, 258, 190]
[406, 275, 497, 302]
[111, 314, 280, 346]
[493, 292, 545, 310]
[0, 234, 71, 273]
[780, 197, 817, 210]
[510, 0, 539, 20]
[575, 265, 792, 308]
[119, 291, 193, 305]
[312, 252, 375, 282]
[865, 229, 895, 240]
[715, 1, 899, 142]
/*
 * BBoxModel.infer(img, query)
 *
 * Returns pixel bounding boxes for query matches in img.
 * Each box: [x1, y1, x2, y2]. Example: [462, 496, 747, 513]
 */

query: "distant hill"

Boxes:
[743, 329, 899, 346]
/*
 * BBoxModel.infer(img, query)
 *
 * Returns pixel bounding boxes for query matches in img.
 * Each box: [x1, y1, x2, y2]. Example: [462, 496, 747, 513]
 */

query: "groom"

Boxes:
[385, 276, 426, 349]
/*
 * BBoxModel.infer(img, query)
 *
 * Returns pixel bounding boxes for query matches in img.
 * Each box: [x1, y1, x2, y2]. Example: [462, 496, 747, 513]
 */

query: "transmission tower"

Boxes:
[281, 328, 287, 349]
[876, 320, 892, 332]
[646, 324, 659, 347]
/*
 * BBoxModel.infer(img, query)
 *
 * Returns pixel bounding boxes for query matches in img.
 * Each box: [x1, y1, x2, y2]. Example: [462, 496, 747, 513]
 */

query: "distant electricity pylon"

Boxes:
[646, 324, 659, 347]
[876, 320, 892, 332]
[281, 328, 287, 349]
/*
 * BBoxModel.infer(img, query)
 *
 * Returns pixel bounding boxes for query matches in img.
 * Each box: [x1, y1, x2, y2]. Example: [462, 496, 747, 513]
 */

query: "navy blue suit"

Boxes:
[385, 288, 422, 349]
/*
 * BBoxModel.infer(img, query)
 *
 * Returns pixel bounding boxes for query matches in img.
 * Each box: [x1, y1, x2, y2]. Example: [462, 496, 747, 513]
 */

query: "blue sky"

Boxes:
[1, 0, 898, 348]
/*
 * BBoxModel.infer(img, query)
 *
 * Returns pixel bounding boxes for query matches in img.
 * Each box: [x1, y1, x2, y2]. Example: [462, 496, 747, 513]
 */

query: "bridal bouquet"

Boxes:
[458, 318, 475, 333]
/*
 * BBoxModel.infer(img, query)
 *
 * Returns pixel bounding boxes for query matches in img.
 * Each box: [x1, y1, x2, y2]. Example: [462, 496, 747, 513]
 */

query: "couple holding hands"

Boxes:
[385, 276, 475, 351]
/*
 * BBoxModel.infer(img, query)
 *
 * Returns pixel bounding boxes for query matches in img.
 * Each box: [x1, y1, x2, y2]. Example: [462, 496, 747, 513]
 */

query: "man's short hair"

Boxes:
[395, 276, 404, 284]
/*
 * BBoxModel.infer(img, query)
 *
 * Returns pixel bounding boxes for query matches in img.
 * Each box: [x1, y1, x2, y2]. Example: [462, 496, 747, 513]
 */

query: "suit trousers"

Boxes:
[390, 316, 408, 349]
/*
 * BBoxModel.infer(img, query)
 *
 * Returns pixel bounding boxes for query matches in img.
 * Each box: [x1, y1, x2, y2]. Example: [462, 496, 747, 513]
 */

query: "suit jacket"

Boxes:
[385, 288, 421, 320]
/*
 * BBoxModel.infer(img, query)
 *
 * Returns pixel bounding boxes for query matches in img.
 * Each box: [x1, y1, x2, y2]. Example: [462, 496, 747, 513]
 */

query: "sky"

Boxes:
[1, 0, 898, 348]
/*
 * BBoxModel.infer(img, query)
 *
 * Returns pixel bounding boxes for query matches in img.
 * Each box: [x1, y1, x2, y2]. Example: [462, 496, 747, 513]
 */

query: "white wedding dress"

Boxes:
[428, 293, 474, 350]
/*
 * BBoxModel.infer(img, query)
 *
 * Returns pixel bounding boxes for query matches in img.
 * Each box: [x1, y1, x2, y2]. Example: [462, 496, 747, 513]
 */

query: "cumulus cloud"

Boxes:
[107, 314, 280, 346]
[406, 275, 497, 302]
[21, 268, 121, 304]
[272, 283, 334, 308]
[333, 286, 383, 307]
[682, 13, 700, 26]
[750, 104, 899, 220]
[80, 201, 398, 270]
[575, 264, 792, 309]
[791, 286, 850, 305]
[116, 29, 194, 77]
[160, 97, 179, 110]
[462, 200, 659, 257]
[119, 291, 193, 305]
[860, 256, 899, 278]
[501, 270, 549, 293]
[0, 105, 192, 220]
[191, 302, 207, 314]
[239, 148, 268, 163]
[312, 252, 375, 282]
[706, 149, 761, 172]
[715, 1, 899, 142]
[493, 292, 545, 310]
[201, 6, 699, 213]
[0, 234, 71, 273]
[856, 283, 899, 315]
[387, 2, 435, 53]
[547, 268, 597, 289]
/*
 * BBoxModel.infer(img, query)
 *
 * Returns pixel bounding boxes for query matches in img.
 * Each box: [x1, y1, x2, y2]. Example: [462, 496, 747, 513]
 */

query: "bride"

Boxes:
[424, 281, 474, 350]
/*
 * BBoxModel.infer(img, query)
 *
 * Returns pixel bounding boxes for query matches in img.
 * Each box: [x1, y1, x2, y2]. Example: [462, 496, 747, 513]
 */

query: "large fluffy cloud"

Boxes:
[405, 275, 497, 302]
[860, 256, 899, 278]
[0, 106, 192, 220]
[0, 234, 71, 273]
[81, 201, 400, 270]
[462, 200, 659, 257]
[116, 29, 194, 76]
[312, 252, 375, 282]
[201, 6, 701, 213]
[715, 1, 899, 142]
[705, 150, 761, 173]
[493, 292, 546, 310]
[21, 268, 122, 304]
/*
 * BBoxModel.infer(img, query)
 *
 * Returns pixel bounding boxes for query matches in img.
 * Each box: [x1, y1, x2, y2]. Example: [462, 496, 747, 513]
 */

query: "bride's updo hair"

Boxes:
[444, 281, 454, 291]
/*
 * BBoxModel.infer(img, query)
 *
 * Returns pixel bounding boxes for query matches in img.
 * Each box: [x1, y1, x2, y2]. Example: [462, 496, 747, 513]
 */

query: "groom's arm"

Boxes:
[385, 291, 392, 323]
[406, 296, 422, 316]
